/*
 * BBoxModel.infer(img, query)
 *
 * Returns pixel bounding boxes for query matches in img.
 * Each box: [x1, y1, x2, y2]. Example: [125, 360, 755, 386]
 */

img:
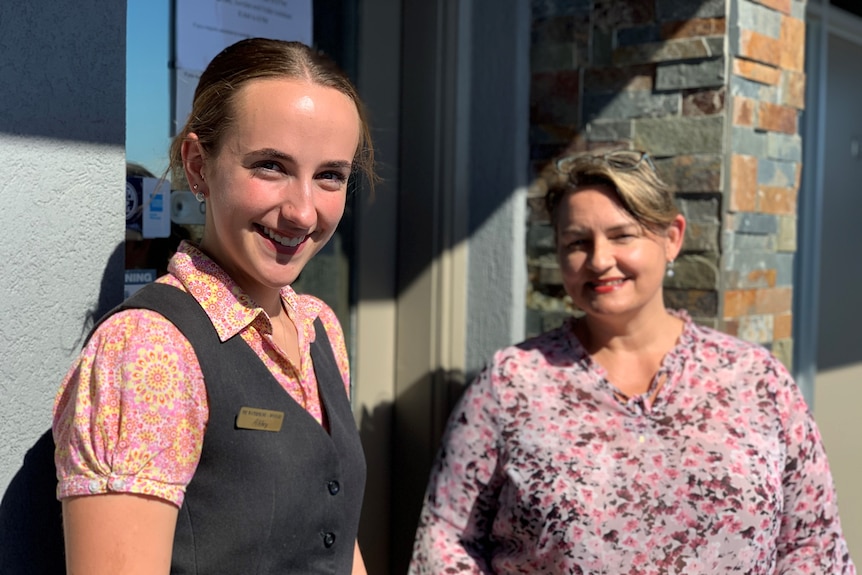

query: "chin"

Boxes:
[582, 301, 638, 317]
[255, 264, 303, 289]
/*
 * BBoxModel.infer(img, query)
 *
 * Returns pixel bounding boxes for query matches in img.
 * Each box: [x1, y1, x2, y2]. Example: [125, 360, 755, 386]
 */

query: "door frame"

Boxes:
[796, 2, 862, 404]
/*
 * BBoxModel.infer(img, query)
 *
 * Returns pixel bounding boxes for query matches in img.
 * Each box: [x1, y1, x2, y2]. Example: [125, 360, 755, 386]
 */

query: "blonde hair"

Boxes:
[169, 38, 376, 190]
[544, 150, 678, 234]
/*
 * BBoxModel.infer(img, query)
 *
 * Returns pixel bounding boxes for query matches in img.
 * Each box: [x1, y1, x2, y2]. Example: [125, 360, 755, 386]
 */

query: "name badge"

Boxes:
[236, 407, 284, 432]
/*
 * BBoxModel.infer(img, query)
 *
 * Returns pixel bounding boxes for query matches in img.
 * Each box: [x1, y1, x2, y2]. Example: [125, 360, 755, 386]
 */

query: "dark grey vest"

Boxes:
[111, 283, 366, 574]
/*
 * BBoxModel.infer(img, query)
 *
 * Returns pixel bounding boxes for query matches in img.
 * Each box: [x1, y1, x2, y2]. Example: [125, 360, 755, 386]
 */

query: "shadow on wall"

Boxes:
[356, 400, 393, 575]
[0, 430, 65, 574]
[367, 368, 467, 575]
[0, 242, 125, 574]
[79, 242, 126, 347]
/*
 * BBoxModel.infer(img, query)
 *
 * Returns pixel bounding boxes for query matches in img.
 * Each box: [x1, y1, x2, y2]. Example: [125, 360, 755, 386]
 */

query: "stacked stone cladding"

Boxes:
[527, 0, 805, 369]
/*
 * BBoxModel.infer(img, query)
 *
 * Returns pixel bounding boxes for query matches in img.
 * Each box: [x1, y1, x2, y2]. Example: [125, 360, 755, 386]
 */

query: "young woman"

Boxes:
[53, 38, 374, 574]
[409, 150, 855, 574]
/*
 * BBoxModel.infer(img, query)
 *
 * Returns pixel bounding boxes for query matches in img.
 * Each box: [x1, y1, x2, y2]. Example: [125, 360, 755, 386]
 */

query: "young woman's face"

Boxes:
[555, 185, 684, 322]
[192, 77, 360, 301]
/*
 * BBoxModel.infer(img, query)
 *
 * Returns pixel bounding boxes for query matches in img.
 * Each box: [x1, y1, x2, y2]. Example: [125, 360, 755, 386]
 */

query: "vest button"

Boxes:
[327, 480, 340, 495]
[323, 532, 336, 548]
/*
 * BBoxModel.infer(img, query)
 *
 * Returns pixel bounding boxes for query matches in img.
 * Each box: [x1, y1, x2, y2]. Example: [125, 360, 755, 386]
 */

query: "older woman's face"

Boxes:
[555, 185, 684, 322]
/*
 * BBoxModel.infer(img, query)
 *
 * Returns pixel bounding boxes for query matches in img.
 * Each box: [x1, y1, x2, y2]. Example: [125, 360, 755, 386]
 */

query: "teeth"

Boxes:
[264, 227, 305, 247]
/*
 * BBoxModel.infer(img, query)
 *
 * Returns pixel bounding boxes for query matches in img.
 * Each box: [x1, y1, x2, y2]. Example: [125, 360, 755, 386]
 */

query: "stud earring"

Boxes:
[193, 184, 205, 203]
[666, 260, 675, 278]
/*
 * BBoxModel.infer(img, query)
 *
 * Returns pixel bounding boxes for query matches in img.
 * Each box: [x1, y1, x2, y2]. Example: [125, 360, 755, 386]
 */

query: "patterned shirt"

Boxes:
[53, 241, 350, 507]
[410, 312, 855, 574]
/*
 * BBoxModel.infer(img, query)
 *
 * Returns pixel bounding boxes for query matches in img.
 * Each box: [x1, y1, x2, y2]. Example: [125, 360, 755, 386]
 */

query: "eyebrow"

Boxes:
[560, 223, 640, 236]
[245, 148, 353, 170]
[247, 148, 293, 161]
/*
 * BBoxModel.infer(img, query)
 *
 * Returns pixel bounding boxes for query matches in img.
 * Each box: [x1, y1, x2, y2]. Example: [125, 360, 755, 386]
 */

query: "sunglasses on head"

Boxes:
[555, 149, 655, 174]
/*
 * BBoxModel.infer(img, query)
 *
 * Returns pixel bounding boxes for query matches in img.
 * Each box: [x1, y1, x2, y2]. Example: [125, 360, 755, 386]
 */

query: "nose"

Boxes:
[587, 237, 614, 272]
[280, 178, 316, 229]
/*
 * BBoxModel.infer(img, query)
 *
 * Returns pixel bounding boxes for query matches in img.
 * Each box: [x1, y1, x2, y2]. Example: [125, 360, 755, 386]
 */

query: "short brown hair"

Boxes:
[169, 38, 376, 190]
[544, 150, 678, 234]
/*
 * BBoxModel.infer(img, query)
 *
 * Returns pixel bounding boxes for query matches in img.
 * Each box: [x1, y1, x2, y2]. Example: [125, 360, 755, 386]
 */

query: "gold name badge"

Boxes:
[236, 407, 285, 432]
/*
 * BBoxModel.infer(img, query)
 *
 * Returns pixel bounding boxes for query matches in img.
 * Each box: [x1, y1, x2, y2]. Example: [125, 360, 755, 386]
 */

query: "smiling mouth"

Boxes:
[590, 278, 627, 293]
[260, 225, 307, 248]
[591, 278, 625, 287]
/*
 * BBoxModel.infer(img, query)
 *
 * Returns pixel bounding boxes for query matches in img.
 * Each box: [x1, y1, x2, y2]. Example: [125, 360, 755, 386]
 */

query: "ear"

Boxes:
[180, 133, 207, 191]
[665, 214, 686, 262]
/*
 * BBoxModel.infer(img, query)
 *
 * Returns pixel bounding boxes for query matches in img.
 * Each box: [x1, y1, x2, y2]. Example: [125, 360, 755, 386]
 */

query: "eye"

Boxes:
[611, 228, 640, 242]
[251, 160, 285, 175]
[316, 170, 350, 191]
[319, 170, 348, 181]
[563, 238, 589, 251]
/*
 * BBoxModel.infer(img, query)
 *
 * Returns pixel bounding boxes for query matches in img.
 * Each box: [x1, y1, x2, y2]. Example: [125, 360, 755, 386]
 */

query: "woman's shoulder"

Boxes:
[88, 305, 187, 347]
[56, 303, 206, 506]
[676, 311, 790, 378]
[292, 291, 330, 316]
[290, 292, 349, 371]
[686, 318, 773, 355]
[79, 306, 202, 388]
[292, 292, 343, 334]
[485, 318, 581, 375]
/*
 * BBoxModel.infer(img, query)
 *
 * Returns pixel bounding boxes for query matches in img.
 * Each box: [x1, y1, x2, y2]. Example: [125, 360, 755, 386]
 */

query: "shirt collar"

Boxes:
[167, 241, 298, 342]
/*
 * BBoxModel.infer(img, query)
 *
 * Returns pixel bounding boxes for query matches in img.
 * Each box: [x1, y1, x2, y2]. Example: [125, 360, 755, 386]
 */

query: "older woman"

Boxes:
[409, 150, 855, 574]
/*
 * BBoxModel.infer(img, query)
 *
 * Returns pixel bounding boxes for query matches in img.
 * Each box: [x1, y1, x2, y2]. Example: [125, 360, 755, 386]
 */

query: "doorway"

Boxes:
[800, 1, 862, 559]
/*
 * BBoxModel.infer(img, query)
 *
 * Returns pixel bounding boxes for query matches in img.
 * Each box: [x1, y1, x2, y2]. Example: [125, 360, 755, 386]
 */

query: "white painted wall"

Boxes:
[465, 0, 531, 377]
[0, 0, 126, 497]
[816, 363, 862, 563]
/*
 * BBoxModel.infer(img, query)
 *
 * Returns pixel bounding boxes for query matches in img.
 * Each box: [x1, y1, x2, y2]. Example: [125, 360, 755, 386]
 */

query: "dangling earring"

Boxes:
[666, 259, 675, 278]
[193, 183, 205, 203]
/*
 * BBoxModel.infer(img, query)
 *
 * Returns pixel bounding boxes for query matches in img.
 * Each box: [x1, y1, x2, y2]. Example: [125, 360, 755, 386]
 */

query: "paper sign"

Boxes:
[172, 0, 313, 135]
[172, 68, 201, 136]
[141, 177, 171, 239]
[174, 0, 313, 72]
[124, 269, 157, 299]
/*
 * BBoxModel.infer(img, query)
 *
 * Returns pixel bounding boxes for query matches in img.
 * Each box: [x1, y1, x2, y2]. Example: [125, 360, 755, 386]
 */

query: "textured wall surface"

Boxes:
[723, 0, 805, 370]
[0, 1, 126, 495]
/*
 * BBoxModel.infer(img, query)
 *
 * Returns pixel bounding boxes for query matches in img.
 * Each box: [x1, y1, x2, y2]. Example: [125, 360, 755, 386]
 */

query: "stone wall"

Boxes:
[527, 0, 805, 369]
[723, 0, 805, 368]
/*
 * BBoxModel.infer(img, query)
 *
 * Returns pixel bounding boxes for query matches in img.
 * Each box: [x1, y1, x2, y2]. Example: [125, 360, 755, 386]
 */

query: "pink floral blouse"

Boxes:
[53, 241, 350, 507]
[410, 312, 855, 574]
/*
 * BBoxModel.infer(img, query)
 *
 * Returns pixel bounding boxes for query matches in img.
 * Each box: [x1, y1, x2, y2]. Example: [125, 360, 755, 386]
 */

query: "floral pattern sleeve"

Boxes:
[772, 358, 854, 573]
[53, 309, 208, 507]
[409, 366, 506, 574]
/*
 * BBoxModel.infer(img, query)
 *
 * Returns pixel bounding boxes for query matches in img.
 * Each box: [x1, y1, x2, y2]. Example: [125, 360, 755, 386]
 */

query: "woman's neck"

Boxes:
[250, 288, 286, 319]
[577, 305, 681, 356]
[576, 305, 685, 400]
